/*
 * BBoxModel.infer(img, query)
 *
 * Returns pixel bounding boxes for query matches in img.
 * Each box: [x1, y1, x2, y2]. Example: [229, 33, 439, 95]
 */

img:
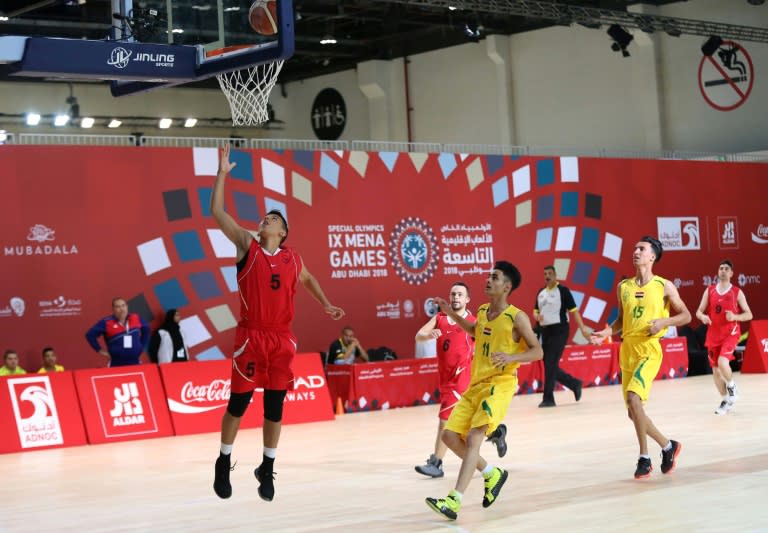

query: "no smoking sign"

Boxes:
[698, 40, 754, 111]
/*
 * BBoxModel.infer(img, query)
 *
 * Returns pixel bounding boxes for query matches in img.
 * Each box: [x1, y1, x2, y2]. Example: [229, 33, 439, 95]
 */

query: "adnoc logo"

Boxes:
[389, 217, 439, 285]
[657, 217, 701, 250]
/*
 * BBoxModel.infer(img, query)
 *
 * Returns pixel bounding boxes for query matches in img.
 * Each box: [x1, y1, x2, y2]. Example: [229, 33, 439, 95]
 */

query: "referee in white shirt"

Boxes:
[534, 265, 591, 407]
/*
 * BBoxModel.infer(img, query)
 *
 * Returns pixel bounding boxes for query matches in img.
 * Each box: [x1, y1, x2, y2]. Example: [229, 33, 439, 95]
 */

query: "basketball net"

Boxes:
[216, 59, 284, 126]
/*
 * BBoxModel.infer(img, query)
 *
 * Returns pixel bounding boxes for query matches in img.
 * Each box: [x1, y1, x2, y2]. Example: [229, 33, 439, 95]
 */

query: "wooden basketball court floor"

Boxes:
[2, 373, 767, 533]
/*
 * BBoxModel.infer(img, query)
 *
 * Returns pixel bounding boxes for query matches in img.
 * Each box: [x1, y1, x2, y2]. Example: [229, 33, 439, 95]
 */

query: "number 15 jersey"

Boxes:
[619, 276, 669, 339]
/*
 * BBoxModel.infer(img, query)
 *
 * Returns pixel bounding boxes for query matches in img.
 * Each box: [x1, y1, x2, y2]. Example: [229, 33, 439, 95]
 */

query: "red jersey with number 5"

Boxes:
[705, 284, 741, 346]
[237, 239, 302, 330]
[435, 311, 475, 387]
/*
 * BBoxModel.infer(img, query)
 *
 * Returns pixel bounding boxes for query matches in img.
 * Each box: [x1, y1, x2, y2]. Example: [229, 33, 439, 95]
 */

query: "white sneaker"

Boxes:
[715, 400, 732, 415]
[726, 383, 738, 404]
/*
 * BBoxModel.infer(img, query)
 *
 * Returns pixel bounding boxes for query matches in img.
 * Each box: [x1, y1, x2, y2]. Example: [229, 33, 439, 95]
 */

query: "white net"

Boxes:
[216, 59, 284, 126]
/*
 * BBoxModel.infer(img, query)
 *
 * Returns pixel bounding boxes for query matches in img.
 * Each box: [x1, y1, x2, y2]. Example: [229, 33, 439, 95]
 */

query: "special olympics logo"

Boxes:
[389, 217, 439, 285]
[108, 47, 132, 69]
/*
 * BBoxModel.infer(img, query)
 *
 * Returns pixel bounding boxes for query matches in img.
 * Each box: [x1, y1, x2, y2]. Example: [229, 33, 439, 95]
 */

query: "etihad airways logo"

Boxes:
[751, 224, 768, 244]
[4, 224, 78, 257]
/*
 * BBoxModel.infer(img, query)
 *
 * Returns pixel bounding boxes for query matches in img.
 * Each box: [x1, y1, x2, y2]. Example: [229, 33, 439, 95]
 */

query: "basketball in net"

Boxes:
[249, 0, 279, 36]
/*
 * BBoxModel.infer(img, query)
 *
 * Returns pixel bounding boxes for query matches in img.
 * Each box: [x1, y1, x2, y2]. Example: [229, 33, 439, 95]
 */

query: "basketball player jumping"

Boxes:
[695, 259, 752, 415]
[413, 282, 508, 479]
[591, 236, 691, 479]
[212, 144, 345, 501]
[426, 261, 542, 520]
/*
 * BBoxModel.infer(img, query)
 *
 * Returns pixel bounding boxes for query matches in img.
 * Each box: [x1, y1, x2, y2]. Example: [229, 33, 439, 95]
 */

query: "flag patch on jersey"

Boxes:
[634, 291, 644, 299]
[483, 327, 492, 336]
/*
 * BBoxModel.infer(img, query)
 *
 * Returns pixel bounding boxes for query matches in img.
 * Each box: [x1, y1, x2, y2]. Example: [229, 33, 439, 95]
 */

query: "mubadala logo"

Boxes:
[108, 47, 132, 68]
[673, 278, 694, 289]
[5, 225, 79, 256]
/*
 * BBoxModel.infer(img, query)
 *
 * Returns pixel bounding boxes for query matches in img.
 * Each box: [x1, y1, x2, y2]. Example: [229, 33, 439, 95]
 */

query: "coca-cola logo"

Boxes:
[168, 379, 231, 414]
[751, 224, 768, 244]
[181, 379, 231, 403]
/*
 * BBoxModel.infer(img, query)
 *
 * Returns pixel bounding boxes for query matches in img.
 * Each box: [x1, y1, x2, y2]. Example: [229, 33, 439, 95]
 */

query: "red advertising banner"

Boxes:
[658, 337, 689, 379]
[160, 353, 333, 435]
[741, 320, 768, 373]
[559, 343, 621, 388]
[328, 359, 439, 412]
[73, 365, 174, 444]
[0, 372, 87, 454]
[0, 146, 764, 374]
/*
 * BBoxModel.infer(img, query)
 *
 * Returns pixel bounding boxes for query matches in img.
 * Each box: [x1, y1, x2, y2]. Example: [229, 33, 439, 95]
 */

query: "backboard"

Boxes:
[0, 0, 294, 97]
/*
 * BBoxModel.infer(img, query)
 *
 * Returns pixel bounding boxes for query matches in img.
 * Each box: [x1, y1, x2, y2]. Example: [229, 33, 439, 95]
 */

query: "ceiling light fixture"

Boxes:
[184, 118, 197, 128]
[80, 117, 95, 128]
[607, 24, 633, 57]
[54, 114, 70, 126]
[320, 35, 337, 45]
[108, 119, 122, 128]
[158, 118, 172, 129]
[26, 113, 41, 126]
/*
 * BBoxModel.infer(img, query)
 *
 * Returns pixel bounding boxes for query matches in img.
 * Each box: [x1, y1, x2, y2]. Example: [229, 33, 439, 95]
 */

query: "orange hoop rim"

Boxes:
[205, 44, 255, 59]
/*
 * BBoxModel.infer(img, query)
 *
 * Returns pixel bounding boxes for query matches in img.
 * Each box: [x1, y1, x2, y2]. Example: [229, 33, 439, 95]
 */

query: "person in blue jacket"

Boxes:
[85, 297, 150, 366]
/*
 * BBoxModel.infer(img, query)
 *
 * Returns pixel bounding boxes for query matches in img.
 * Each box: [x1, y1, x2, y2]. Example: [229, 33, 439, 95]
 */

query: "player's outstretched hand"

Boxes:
[219, 144, 237, 175]
[325, 304, 345, 320]
[433, 297, 449, 314]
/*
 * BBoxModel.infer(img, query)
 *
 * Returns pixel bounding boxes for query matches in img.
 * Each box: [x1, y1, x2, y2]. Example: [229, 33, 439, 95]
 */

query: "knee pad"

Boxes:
[263, 389, 287, 422]
[227, 391, 254, 417]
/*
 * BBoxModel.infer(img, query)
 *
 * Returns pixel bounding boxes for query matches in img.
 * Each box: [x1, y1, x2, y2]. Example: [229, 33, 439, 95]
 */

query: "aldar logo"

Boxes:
[311, 88, 346, 140]
[8, 376, 64, 448]
[110, 382, 145, 425]
[92, 373, 158, 437]
[4, 224, 79, 256]
[718, 216, 738, 249]
[657, 217, 701, 250]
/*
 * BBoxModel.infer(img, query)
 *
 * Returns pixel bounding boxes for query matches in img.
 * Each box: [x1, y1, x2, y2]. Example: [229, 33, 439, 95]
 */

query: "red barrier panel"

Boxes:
[73, 365, 174, 444]
[0, 372, 87, 454]
[328, 359, 439, 412]
[741, 321, 768, 373]
[659, 337, 689, 379]
[559, 343, 621, 388]
[161, 353, 334, 435]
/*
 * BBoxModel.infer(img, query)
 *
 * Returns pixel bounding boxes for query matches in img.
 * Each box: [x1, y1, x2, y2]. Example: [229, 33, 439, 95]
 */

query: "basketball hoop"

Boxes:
[207, 46, 284, 126]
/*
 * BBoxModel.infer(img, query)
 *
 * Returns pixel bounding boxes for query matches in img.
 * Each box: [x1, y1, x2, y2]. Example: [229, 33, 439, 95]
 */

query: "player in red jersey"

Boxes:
[695, 260, 753, 415]
[212, 144, 345, 501]
[414, 282, 507, 478]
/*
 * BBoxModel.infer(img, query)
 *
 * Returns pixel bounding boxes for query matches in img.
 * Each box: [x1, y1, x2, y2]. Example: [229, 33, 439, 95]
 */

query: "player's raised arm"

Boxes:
[434, 297, 475, 334]
[211, 144, 253, 256]
[415, 315, 440, 342]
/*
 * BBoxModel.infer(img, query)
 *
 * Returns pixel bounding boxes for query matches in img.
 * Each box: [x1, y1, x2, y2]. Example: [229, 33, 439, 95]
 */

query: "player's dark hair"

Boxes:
[720, 259, 733, 269]
[267, 209, 289, 244]
[451, 281, 470, 297]
[494, 261, 522, 293]
[42, 346, 54, 355]
[543, 265, 556, 272]
[4, 349, 17, 360]
[640, 236, 663, 263]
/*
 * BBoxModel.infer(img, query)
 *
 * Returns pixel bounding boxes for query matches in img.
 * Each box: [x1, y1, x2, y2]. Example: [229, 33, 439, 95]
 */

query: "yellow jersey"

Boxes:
[471, 303, 525, 385]
[38, 365, 65, 373]
[620, 276, 669, 338]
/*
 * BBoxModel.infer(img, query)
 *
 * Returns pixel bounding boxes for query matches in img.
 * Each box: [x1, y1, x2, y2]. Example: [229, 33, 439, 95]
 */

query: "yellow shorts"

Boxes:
[444, 375, 517, 438]
[620, 337, 662, 406]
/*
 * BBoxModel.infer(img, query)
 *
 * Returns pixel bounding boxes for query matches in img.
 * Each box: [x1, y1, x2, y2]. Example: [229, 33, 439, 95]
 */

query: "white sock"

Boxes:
[727, 380, 735, 388]
[449, 490, 463, 502]
[481, 465, 494, 477]
[220, 443, 233, 455]
[662, 441, 672, 452]
[639, 454, 651, 460]
[264, 447, 277, 459]
[722, 394, 729, 401]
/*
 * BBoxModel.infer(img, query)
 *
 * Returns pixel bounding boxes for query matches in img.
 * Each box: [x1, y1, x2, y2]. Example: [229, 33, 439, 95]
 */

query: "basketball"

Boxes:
[249, 0, 279, 36]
